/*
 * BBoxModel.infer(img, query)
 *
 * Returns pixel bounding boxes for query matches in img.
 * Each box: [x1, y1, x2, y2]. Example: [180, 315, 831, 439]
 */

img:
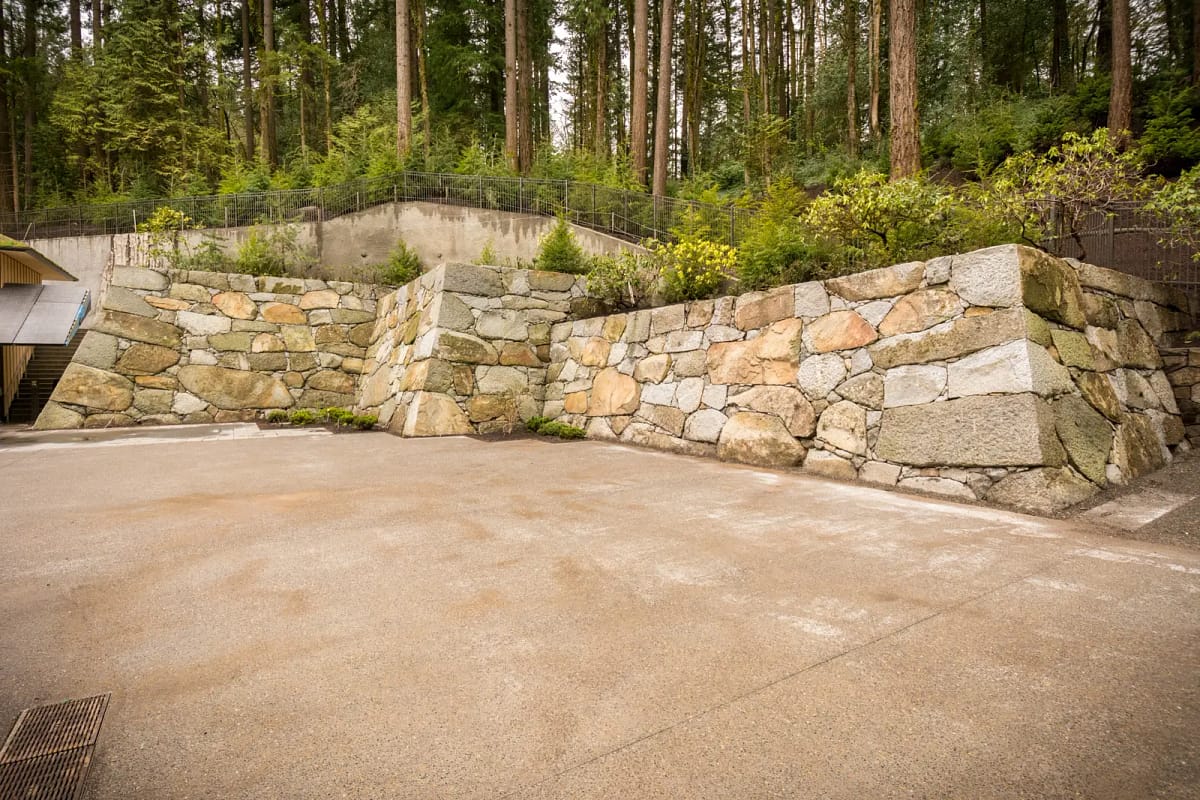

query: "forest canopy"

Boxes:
[0, 0, 1196, 210]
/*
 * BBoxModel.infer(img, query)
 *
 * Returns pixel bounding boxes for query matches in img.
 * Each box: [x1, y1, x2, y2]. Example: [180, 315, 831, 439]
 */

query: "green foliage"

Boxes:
[736, 178, 834, 290]
[534, 217, 590, 274]
[535, 421, 586, 439]
[288, 409, 320, 425]
[527, 416, 585, 439]
[1146, 166, 1200, 259]
[379, 241, 424, 285]
[230, 226, 317, 277]
[351, 414, 379, 430]
[475, 240, 500, 265]
[139, 206, 194, 266]
[650, 234, 738, 303]
[587, 251, 657, 309]
[265, 410, 290, 423]
[321, 407, 357, 425]
[1140, 87, 1200, 174]
[987, 129, 1157, 246]
[805, 170, 1021, 269]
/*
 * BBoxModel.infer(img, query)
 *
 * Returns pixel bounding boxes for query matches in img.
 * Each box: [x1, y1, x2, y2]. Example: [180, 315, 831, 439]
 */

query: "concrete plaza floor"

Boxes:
[0, 428, 1197, 798]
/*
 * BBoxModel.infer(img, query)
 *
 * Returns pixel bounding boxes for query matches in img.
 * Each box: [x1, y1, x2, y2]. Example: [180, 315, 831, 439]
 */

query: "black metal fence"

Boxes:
[1039, 200, 1199, 304]
[0, 172, 757, 249]
[2, 174, 1194, 308]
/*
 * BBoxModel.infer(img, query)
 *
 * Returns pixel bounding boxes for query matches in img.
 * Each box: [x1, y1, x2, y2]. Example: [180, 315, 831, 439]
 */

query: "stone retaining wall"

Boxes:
[543, 245, 1193, 514]
[354, 263, 589, 435]
[35, 267, 382, 428]
[1162, 346, 1200, 444]
[33, 245, 1195, 517]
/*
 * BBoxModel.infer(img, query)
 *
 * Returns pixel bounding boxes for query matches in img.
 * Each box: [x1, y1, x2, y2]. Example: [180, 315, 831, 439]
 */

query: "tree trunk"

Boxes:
[504, 0, 518, 169]
[22, 0, 35, 208]
[517, 0, 532, 171]
[1108, 0, 1131, 145]
[868, 0, 880, 139]
[631, 0, 649, 184]
[1193, 0, 1199, 84]
[1096, 0, 1112, 74]
[414, 0, 431, 162]
[0, 0, 10, 213]
[316, 0, 333, 151]
[242, 0, 256, 160]
[262, 0, 278, 167]
[846, 0, 858, 158]
[69, 0, 82, 53]
[888, 0, 920, 178]
[1051, 0, 1070, 89]
[594, 15, 608, 160]
[396, 0, 411, 157]
[804, 0, 815, 150]
[652, 0, 673, 196]
[91, 0, 101, 46]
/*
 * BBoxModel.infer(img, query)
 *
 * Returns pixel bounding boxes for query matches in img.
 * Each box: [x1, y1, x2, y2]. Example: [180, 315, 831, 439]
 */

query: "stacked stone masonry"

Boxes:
[353, 264, 591, 436]
[544, 245, 1194, 514]
[1162, 346, 1200, 444]
[36, 266, 383, 428]
[35, 246, 1196, 516]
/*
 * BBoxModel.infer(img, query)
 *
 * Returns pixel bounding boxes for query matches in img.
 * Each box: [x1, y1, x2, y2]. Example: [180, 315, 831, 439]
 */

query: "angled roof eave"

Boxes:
[0, 237, 78, 281]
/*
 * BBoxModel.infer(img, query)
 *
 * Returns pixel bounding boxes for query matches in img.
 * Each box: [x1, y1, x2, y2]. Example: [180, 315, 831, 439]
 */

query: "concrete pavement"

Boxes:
[0, 430, 1197, 798]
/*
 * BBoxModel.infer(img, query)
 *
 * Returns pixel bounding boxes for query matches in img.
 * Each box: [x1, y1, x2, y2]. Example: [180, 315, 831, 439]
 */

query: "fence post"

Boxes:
[563, 180, 569, 216]
[478, 174, 484, 208]
[518, 177, 524, 212]
[728, 208, 735, 247]
[592, 184, 597, 226]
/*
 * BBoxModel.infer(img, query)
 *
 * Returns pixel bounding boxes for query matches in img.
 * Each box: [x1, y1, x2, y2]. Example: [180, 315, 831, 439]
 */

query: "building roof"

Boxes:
[0, 236, 78, 282]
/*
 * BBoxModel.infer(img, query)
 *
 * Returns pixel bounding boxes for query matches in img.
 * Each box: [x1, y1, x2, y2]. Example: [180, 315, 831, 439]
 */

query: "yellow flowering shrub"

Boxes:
[651, 234, 738, 302]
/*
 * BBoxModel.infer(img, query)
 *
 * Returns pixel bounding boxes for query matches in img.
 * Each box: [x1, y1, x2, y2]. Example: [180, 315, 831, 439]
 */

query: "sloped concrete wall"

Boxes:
[543, 246, 1193, 514]
[29, 202, 640, 321]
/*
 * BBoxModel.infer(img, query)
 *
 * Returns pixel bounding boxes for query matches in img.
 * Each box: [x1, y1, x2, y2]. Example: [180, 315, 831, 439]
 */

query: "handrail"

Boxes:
[0, 172, 758, 249]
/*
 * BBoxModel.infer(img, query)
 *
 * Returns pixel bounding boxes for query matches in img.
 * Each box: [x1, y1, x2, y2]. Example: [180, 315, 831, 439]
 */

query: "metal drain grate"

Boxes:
[0, 694, 110, 800]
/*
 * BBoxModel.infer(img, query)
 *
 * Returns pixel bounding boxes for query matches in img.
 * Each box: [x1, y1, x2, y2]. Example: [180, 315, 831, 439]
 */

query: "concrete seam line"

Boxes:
[499, 552, 1076, 797]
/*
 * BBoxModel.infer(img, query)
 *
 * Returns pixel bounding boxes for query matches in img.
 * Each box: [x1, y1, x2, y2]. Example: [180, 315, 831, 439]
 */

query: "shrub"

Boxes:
[535, 421, 586, 439]
[321, 407, 356, 425]
[587, 251, 657, 309]
[534, 216, 589, 274]
[288, 409, 319, 425]
[351, 414, 378, 430]
[265, 409, 289, 423]
[231, 225, 316, 277]
[475, 240, 500, 265]
[525, 416, 552, 432]
[379, 241, 423, 285]
[736, 177, 837, 290]
[650, 234, 738, 303]
[1146, 165, 1200, 259]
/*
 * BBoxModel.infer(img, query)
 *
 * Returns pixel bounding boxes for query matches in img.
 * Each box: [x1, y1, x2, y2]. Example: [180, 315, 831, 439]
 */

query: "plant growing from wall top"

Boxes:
[533, 216, 590, 274]
[379, 241, 423, 285]
[138, 206, 193, 268]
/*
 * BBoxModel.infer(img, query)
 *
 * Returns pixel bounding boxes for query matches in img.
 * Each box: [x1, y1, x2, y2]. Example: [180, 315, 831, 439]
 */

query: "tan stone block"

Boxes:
[564, 392, 588, 414]
[299, 289, 340, 310]
[869, 308, 1025, 369]
[827, 261, 924, 301]
[707, 319, 803, 385]
[734, 286, 794, 330]
[262, 302, 306, 324]
[212, 292, 257, 320]
[634, 353, 672, 383]
[588, 368, 640, 415]
[803, 311, 877, 353]
[51, 364, 134, 411]
[145, 296, 191, 311]
[716, 412, 806, 467]
[177, 365, 294, 410]
[878, 289, 963, 336]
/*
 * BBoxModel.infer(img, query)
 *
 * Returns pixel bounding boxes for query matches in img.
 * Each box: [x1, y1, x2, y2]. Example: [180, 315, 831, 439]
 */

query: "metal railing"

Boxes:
[0, 172, 757, 249]
[1038, 200, 1199, 302]
[2, 174, 1193, 307]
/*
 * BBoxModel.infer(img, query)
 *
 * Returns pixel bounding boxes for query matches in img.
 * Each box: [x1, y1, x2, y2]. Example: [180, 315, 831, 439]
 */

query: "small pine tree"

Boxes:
[533, 217, 589, 274]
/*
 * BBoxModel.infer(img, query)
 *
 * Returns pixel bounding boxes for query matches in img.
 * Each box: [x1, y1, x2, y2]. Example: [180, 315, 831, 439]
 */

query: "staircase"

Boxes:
[4, 330, 86, 425]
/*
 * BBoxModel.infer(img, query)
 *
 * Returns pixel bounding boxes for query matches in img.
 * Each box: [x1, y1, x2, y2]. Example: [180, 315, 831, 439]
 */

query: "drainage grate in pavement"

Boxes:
[0, 694, 110, 800]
